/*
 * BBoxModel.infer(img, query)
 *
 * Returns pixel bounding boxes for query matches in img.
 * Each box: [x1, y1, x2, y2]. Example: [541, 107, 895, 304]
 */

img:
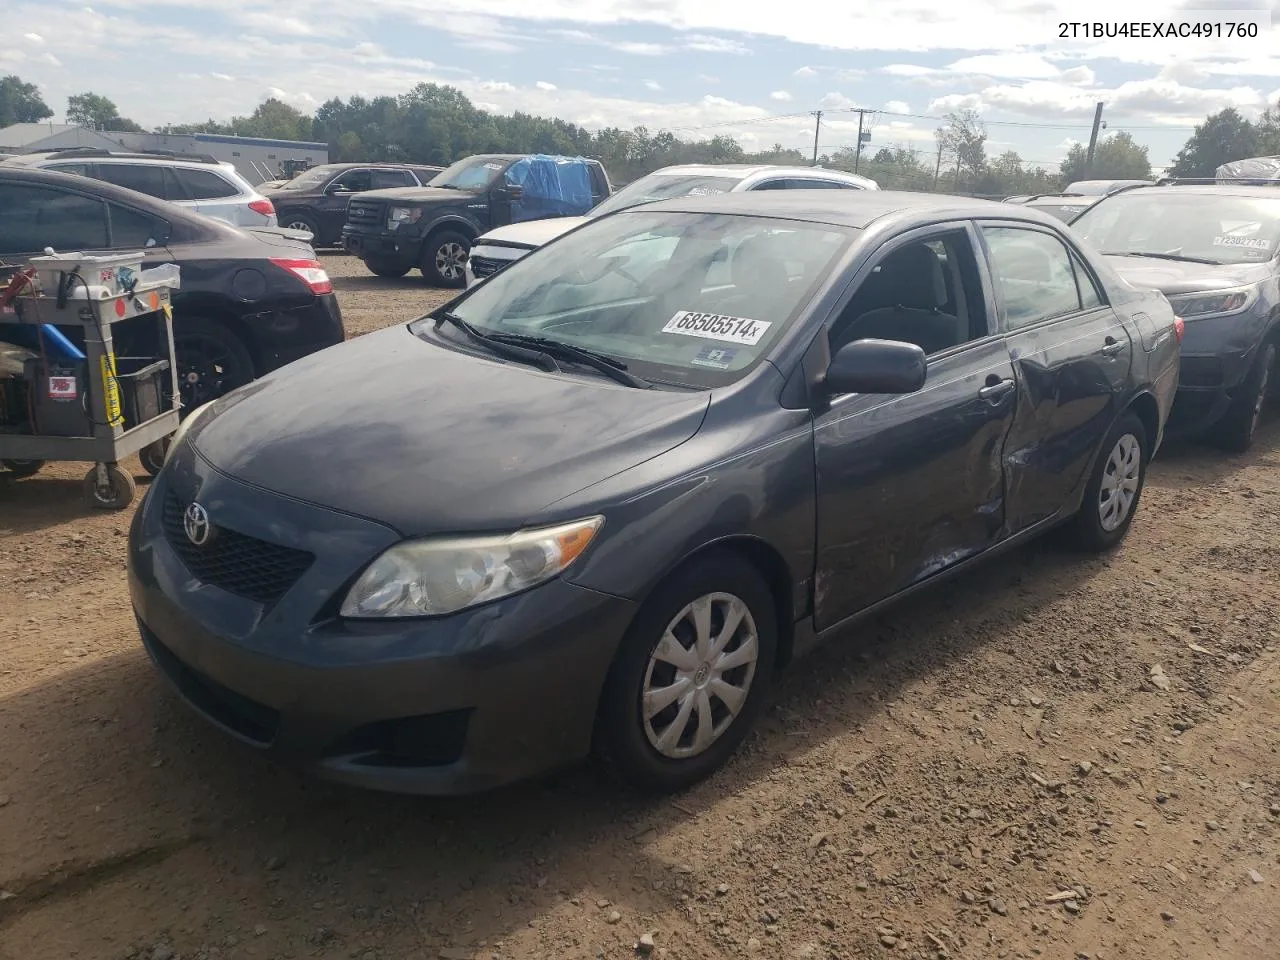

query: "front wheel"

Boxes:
[420, 230, 470, 288]
[283, 213, 320, 244]
[1067, 411, 1148, 551]
[1216, 341, 1275, 454]
[596, 551, 777, 793]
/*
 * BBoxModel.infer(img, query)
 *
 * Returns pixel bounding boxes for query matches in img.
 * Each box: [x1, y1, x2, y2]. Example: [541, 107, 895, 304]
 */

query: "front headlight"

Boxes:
[1167, 285, 1259, 319]
[387, 206, 422, 228]
[339, 516, 604, 618]
[163, 400, 214, 464]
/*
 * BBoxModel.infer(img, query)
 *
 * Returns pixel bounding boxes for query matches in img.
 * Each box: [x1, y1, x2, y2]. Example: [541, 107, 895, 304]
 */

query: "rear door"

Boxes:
[977, 222, 1134, 532]
[812, 222, 1018, 630]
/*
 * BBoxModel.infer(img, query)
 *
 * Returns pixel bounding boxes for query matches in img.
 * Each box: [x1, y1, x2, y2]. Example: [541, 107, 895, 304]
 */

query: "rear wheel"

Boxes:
[420, 230, 470, 288]
[283, 213, 320, 243]
[173, 316, 255, 412]
[364, 258, 410, 279]
[1067, 411, 1148, 552]
[596, 551, 777, 793]
[1216, 341, 1275, 454]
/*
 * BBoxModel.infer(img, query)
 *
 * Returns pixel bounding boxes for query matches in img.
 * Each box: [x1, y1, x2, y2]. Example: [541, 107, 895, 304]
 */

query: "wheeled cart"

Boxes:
[0, 255, 181, 510]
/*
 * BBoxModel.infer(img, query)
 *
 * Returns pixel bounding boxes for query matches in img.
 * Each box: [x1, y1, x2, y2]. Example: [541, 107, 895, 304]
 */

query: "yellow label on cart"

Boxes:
[100, 352, 124, 427]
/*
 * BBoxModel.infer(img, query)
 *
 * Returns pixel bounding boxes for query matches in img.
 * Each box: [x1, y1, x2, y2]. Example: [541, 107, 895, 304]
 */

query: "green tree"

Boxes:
[936, 110, 988, 190]
[1168, 108, 1259, 178]
[0, 75, 52, 126]
[232, 98, 312, 141]
[66, 91, 143, 131]
[1059, 130, 1152, 183]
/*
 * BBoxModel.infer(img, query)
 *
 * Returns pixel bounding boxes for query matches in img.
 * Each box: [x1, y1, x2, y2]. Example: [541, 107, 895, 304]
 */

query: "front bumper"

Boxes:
[128, 448, 636, 795]
[340, 228, 420, 267]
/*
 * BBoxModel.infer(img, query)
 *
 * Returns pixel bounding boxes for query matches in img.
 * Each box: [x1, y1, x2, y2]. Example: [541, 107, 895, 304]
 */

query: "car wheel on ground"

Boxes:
[173, 316, 256, 411]
[364, 258, 410, 279]
[1068, 410, 1148, 551]
[421, 230, 470, 287]
[283, 213, 320, 242]
[596, 550, 777, 793]
[1216, 341, 1276, 453]
[2, 459, 44, 478]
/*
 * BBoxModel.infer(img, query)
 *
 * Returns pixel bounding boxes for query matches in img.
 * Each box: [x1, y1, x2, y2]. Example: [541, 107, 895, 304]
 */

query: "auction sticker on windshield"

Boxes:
[1213, 236, 1270, 248]
[662, 311, 772, 345]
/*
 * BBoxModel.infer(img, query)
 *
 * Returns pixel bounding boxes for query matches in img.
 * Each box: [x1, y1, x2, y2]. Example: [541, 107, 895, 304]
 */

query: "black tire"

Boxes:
[2, 459, 44, 478]
[1067, 411, 1148, 552]
[82, 464, 136, 510]
[1215, 341, 1276, 454]
[364, 258, 410, 279]
[173, 316, 255, 411]
[139, 439, 169, 477]
[282, 212, 321, 244]
[420, 230, 470, 288]
[595, 550, 777, 794]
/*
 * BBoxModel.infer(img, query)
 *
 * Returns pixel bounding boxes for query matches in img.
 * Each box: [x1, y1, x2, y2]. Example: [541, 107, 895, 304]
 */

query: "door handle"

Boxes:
[1102, 338, 1125, 357]
[978, 377, 1015, 401]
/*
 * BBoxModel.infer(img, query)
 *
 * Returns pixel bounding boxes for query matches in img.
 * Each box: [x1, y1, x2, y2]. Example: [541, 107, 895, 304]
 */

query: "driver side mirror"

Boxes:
[824, 338, 927, 395]
[503, 183, 524, 201]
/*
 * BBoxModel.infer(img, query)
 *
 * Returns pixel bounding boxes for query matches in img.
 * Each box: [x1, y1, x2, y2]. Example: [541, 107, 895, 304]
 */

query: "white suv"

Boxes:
[2, 150, 278, 228]
[465, 163, 878, 286]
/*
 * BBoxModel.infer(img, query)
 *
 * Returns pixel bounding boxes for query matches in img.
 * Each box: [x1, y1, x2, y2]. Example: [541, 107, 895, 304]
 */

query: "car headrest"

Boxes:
[878, 243, 947, 311]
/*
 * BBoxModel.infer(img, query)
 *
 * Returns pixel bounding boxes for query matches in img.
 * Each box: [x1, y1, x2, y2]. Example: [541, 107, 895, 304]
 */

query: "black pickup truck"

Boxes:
[340, 154, 611, 285]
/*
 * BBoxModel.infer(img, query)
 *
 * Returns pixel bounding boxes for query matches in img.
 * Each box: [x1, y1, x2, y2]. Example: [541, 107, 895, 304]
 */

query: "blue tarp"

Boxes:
[506, 155, 595, 222]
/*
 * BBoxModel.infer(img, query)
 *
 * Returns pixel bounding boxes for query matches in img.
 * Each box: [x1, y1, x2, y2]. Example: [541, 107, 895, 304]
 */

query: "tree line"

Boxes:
[4, 72, 1271, 192]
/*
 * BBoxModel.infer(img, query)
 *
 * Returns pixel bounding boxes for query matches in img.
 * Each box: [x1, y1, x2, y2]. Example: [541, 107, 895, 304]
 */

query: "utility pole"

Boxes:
[933, 141, 943, 190]
[1084, 101, 1105, 177]
[811, 110, 822, 166]
[854, 109, 867, 173]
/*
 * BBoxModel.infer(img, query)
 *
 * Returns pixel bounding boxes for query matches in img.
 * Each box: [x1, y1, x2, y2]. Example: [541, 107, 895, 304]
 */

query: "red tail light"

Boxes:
[1174, 315, 1185, 343]
[249, 198, 276, 218]
[270, 258, 332, 295]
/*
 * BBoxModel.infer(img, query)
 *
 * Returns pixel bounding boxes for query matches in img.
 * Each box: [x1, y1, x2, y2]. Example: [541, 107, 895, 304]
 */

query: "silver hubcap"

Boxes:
[642, 593, 759, 760]
[1098, 433, 1141, 532]
[1250, 349, 1274, 434]
[436, 242, 467, 280]
[287, 220, 311, 232]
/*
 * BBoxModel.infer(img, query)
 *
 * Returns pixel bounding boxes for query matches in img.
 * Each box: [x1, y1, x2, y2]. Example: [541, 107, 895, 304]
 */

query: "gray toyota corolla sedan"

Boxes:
[128, 191, 1181, 796]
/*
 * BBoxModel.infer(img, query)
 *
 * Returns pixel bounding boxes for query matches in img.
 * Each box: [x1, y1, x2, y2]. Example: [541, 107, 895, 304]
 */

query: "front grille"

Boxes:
[345, 200, 385, 228]
[1179, 356, 1225, 389]
[162, 492, 314, 606]
[468, 255, 509, 279]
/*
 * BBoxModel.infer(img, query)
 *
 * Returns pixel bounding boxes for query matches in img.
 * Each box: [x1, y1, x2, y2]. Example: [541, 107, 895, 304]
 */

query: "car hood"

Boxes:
[474, 217, 588, 249]
[351, 186, 480, 204]
[1103, 256, 1272, 297]
[189, 324, 710, 535]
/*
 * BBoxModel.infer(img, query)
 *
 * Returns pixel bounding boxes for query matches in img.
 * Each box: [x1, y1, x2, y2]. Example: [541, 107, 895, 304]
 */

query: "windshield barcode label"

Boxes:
[661, 311, 771, 346]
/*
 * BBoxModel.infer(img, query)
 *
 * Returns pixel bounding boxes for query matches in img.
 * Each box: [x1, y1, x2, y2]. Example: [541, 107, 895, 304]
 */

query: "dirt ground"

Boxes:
[1, 253, 1277, 960]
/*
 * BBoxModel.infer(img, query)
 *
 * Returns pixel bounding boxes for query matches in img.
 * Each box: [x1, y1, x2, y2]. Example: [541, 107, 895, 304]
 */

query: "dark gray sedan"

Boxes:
[128, 192, 1180, 796]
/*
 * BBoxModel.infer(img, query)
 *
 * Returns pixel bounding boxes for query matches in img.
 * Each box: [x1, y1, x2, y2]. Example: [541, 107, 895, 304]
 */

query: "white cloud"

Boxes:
[884, 100, 910, 114]
[479, 80, 517, 92]
[684, 34, 750, 54]
[770, 90, 793, 101]
[794, 66, 818, 78]
[23, 32, 43, 43]
[612, 41, 668, 56]
[928, 93, 987, 113]
[210, 72, 235, 81]
[947, 53, 1060, 79]
[697, 74, 719, 84]
[820, 91, 858, 108]
[1059, 65, 1095, 86]
[882, 64, 939, 78]
[40, 53, 62, 67]
[644, 79, 662, 91]
[535, 80, 557, 90]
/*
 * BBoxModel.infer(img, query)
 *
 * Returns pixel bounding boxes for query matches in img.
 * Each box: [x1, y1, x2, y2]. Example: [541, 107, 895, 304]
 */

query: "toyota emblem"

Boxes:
[183, 501, 213, 546]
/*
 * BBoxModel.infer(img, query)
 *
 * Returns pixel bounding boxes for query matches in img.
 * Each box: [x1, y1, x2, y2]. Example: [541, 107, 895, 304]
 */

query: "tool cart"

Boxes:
[0, 251, 181, 510]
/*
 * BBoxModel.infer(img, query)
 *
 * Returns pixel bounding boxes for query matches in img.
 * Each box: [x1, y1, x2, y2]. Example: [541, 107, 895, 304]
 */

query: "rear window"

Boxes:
[172, 167, 240, 200]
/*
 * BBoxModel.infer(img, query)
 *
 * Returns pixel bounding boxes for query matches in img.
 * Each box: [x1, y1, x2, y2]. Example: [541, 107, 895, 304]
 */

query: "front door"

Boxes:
[977, 223, 1134, 531]
[320, 168, 371, 238]
[813, 224, 1017, 631]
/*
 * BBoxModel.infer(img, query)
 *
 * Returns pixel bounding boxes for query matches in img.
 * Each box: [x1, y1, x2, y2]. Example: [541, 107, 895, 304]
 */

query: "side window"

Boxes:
[784, 178, 847, 189]
[1069, 249, 1105, 309]
[829, 229, 987, 356]
[172, 167, 240, 199]
[335, 169, 372, 192]
[371, 169, 413, 189]
[46, 162, 92, 177]
[0, 183, 107, 255]
[751, 180, 788, 191]
[107, 203, 167, 249]
[982, 226, 1083, 330]
[94, 163, 168, 200]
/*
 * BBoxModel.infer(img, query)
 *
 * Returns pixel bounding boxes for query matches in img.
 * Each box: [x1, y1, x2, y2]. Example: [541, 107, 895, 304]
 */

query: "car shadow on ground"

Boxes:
[0, 470, 154, 535]
[0, 528, 1108, 956]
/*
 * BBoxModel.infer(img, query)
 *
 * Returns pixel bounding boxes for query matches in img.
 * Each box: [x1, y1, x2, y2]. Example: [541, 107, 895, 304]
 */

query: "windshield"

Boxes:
[430, 157, 510, 190]
[589, 174, 744, 218]
[1027, 199, 1093, 223]
[421, 210, 854, 387]
[277, 165, 342, 191]
[1073, 192, 1280, 265]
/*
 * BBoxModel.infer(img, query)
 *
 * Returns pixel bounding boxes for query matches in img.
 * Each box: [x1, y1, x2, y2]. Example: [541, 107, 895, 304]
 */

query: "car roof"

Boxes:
[649, 163, 871, 181]
[1115, 183, 1280, 199]
[630, 189, 1061, 230]
[0, 165, 222, 226]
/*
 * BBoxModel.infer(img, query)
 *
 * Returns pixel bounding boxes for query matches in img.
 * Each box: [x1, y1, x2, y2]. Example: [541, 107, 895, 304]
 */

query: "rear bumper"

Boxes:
[1165, 347, 1252, 437]
[253, 294, 346, 371]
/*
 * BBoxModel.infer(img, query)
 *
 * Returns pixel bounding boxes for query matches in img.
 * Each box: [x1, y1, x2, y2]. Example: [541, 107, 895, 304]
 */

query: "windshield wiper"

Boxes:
[434, 312, 559, 372]
[486, 334, 652, 389]
[1103, 251, 1223, 265]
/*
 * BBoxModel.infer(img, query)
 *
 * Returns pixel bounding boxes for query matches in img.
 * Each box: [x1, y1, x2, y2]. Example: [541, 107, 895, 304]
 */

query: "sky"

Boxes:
[4, 1, 1280, 172]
